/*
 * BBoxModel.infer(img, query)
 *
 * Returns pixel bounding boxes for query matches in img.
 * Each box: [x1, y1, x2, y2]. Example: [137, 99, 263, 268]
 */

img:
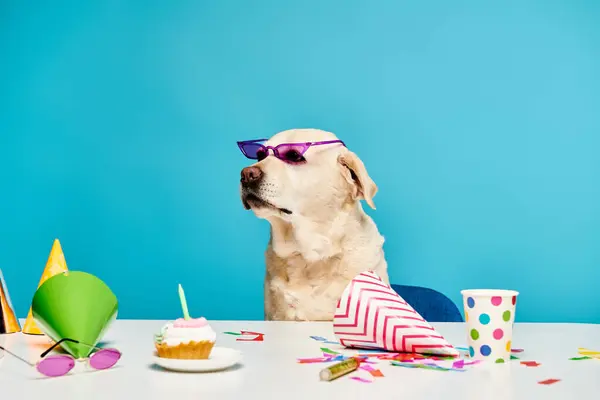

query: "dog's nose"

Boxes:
[241, 166, 263, 186]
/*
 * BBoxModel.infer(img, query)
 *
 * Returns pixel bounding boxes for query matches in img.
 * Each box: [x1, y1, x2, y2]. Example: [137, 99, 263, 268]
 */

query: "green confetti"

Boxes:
[223, 331, 242, 336]
[419, 365, 451, 372]
[432, 355, 457, 360]
[391, 361, 419, 368]
[320, 347, 340, 355]
[569, 356, 592, 361]
[510, 355, 520, 360]
[390, 362, 450, 372]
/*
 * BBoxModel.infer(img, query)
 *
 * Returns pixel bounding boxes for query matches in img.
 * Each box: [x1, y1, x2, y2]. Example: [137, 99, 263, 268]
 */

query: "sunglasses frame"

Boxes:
[0, 337, 121, 377]
[237, 139, 346, 163]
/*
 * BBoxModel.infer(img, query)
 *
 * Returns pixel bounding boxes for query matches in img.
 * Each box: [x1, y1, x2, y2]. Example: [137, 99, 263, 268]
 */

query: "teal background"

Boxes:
[1, 1, 599, 323]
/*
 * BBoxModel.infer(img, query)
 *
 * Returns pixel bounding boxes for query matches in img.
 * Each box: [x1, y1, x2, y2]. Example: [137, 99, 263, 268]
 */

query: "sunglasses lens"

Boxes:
[276, 144, 307, 163]
[240, 143, 265, 159]
[37, 355, 75, 377]
[89, 348, 121, 370]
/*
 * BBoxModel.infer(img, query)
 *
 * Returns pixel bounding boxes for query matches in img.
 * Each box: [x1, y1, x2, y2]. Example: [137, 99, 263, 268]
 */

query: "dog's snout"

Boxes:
[241, 166, 263, 186]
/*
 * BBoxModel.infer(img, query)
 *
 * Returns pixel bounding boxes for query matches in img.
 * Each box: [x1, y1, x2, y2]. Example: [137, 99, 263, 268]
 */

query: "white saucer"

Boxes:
[153, 347, 242, 372]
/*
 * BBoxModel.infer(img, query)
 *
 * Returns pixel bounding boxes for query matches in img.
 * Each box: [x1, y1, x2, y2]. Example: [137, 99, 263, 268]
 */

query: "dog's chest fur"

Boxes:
[264, 246, 388, 321]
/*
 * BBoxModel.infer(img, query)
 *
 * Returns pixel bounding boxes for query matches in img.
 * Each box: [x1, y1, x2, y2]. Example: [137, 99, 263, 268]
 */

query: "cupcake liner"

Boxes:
[155, 340, 215, 359]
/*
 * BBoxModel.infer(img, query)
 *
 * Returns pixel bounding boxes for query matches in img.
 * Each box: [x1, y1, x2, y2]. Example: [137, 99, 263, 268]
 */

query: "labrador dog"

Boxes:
[239, 129, 389, 321]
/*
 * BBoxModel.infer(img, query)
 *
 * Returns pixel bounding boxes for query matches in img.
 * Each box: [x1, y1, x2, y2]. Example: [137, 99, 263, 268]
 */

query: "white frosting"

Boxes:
[160, 322, 217, 346]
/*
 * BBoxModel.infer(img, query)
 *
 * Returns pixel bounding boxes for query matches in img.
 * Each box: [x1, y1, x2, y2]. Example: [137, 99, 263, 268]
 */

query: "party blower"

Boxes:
[31, 271, 118, 359]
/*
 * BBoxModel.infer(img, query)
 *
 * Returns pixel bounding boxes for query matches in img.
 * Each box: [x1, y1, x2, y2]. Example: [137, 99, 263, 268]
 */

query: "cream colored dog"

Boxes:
[239, 129, 389, 321]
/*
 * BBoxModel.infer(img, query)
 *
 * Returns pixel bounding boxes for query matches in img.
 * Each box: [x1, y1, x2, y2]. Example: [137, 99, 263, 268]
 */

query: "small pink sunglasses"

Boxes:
[0, 338, 121, 377]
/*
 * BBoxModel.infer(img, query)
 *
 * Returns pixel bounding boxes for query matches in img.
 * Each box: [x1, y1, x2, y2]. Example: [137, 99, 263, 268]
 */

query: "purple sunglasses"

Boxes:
[237, 139, 345, 164]
[0, 338, 121, 377]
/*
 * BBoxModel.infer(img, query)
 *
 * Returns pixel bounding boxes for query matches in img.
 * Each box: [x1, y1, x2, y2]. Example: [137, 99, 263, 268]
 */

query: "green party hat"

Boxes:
[32, 271, 118, 359]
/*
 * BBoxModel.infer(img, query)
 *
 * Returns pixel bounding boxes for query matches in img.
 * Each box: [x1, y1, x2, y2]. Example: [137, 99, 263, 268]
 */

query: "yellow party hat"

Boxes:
[22, 239, 69, 335]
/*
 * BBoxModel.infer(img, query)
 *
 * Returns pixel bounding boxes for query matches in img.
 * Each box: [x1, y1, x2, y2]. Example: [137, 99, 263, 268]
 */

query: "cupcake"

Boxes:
[154, 317, 216, 359]
[154, 284, 216, 359]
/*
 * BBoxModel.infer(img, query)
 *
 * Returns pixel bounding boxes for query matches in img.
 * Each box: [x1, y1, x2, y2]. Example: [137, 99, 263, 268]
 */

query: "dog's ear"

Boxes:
[338, 149, 378, 209]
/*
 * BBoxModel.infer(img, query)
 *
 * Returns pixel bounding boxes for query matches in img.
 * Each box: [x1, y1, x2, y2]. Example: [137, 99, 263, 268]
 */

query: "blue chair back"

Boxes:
[390, 284, 464, 322]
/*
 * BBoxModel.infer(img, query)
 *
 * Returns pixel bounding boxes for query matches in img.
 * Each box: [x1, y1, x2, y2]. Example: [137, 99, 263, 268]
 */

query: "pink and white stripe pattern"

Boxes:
[333, 271, 459, 356]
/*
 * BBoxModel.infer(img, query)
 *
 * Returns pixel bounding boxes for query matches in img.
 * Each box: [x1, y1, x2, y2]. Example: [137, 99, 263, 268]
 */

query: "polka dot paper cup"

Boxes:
[461, 289, 519, 363]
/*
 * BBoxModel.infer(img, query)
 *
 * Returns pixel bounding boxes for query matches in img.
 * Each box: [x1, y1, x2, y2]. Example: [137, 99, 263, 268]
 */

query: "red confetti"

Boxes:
[297, 357, 331, 364]
[520, 361, 541, 367]
[390, 353, 427, 361]
[236, 331, 265, 341]
[237, 335, 263, 341]
[240, 330, 264, 336]
[538, 379, 561, 385]
[511, 348, 524, 353]
[369, 369, 384, 377]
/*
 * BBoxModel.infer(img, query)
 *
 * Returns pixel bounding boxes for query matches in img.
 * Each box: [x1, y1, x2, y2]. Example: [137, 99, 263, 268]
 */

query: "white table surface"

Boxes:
[1, 320, 599, 400]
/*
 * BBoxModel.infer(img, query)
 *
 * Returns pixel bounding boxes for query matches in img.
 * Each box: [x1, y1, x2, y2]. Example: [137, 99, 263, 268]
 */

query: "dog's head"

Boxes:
[239, 129, 377, 220]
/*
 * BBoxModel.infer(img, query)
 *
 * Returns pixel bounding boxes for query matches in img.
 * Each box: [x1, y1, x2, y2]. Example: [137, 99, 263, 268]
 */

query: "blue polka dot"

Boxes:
[467, 297, 475, 308]
[479, 313, 491, 325]
[469, 346, 475, 357]
[480, 345, 492, 356]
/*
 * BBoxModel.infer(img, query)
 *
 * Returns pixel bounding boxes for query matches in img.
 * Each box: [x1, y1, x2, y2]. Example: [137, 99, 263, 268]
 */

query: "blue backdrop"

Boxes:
[2, 1, 599, 323]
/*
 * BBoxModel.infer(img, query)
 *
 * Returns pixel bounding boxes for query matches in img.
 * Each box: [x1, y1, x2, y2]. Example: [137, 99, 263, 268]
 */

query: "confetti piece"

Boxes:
[520, 361, 541, 367]
[241, 330, 264, 336]
[350, 376, 373, 383]
[454, 347, 469, 352]
[511, 348, 524, 353]
[538, 379, 561, 385]
[423, 362, 447, 369]
[237, 335, 264, 342]
[431, 355, 459, 360]
[510, 355, 520, 360]
[310, 336, 327, 341]
[390, 361, 464, 372]
[390, 361, 418, 368]
[236, 331, 265, 342]
[223, 331, 242, 336]
[578, 348, 600, 358]
[411, 358, 443, 365]
[463, 360, 482, 366]
[358, 352, 395, 358]
[359, 364, 384, 377]
[320, 347, 340, 355]
[369, 369, 384, 377]
[425, 362, 463, 372]
[419, 364, 457, 372]
[356, 358, 378, 364]
[298, 357, 332, 364]
[389, 353, 426, 361]
[569, 356, 592, 361]
[452, 360, 465, 369]
[327, 354, 347, 362]
[323, 341, 341, 345]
